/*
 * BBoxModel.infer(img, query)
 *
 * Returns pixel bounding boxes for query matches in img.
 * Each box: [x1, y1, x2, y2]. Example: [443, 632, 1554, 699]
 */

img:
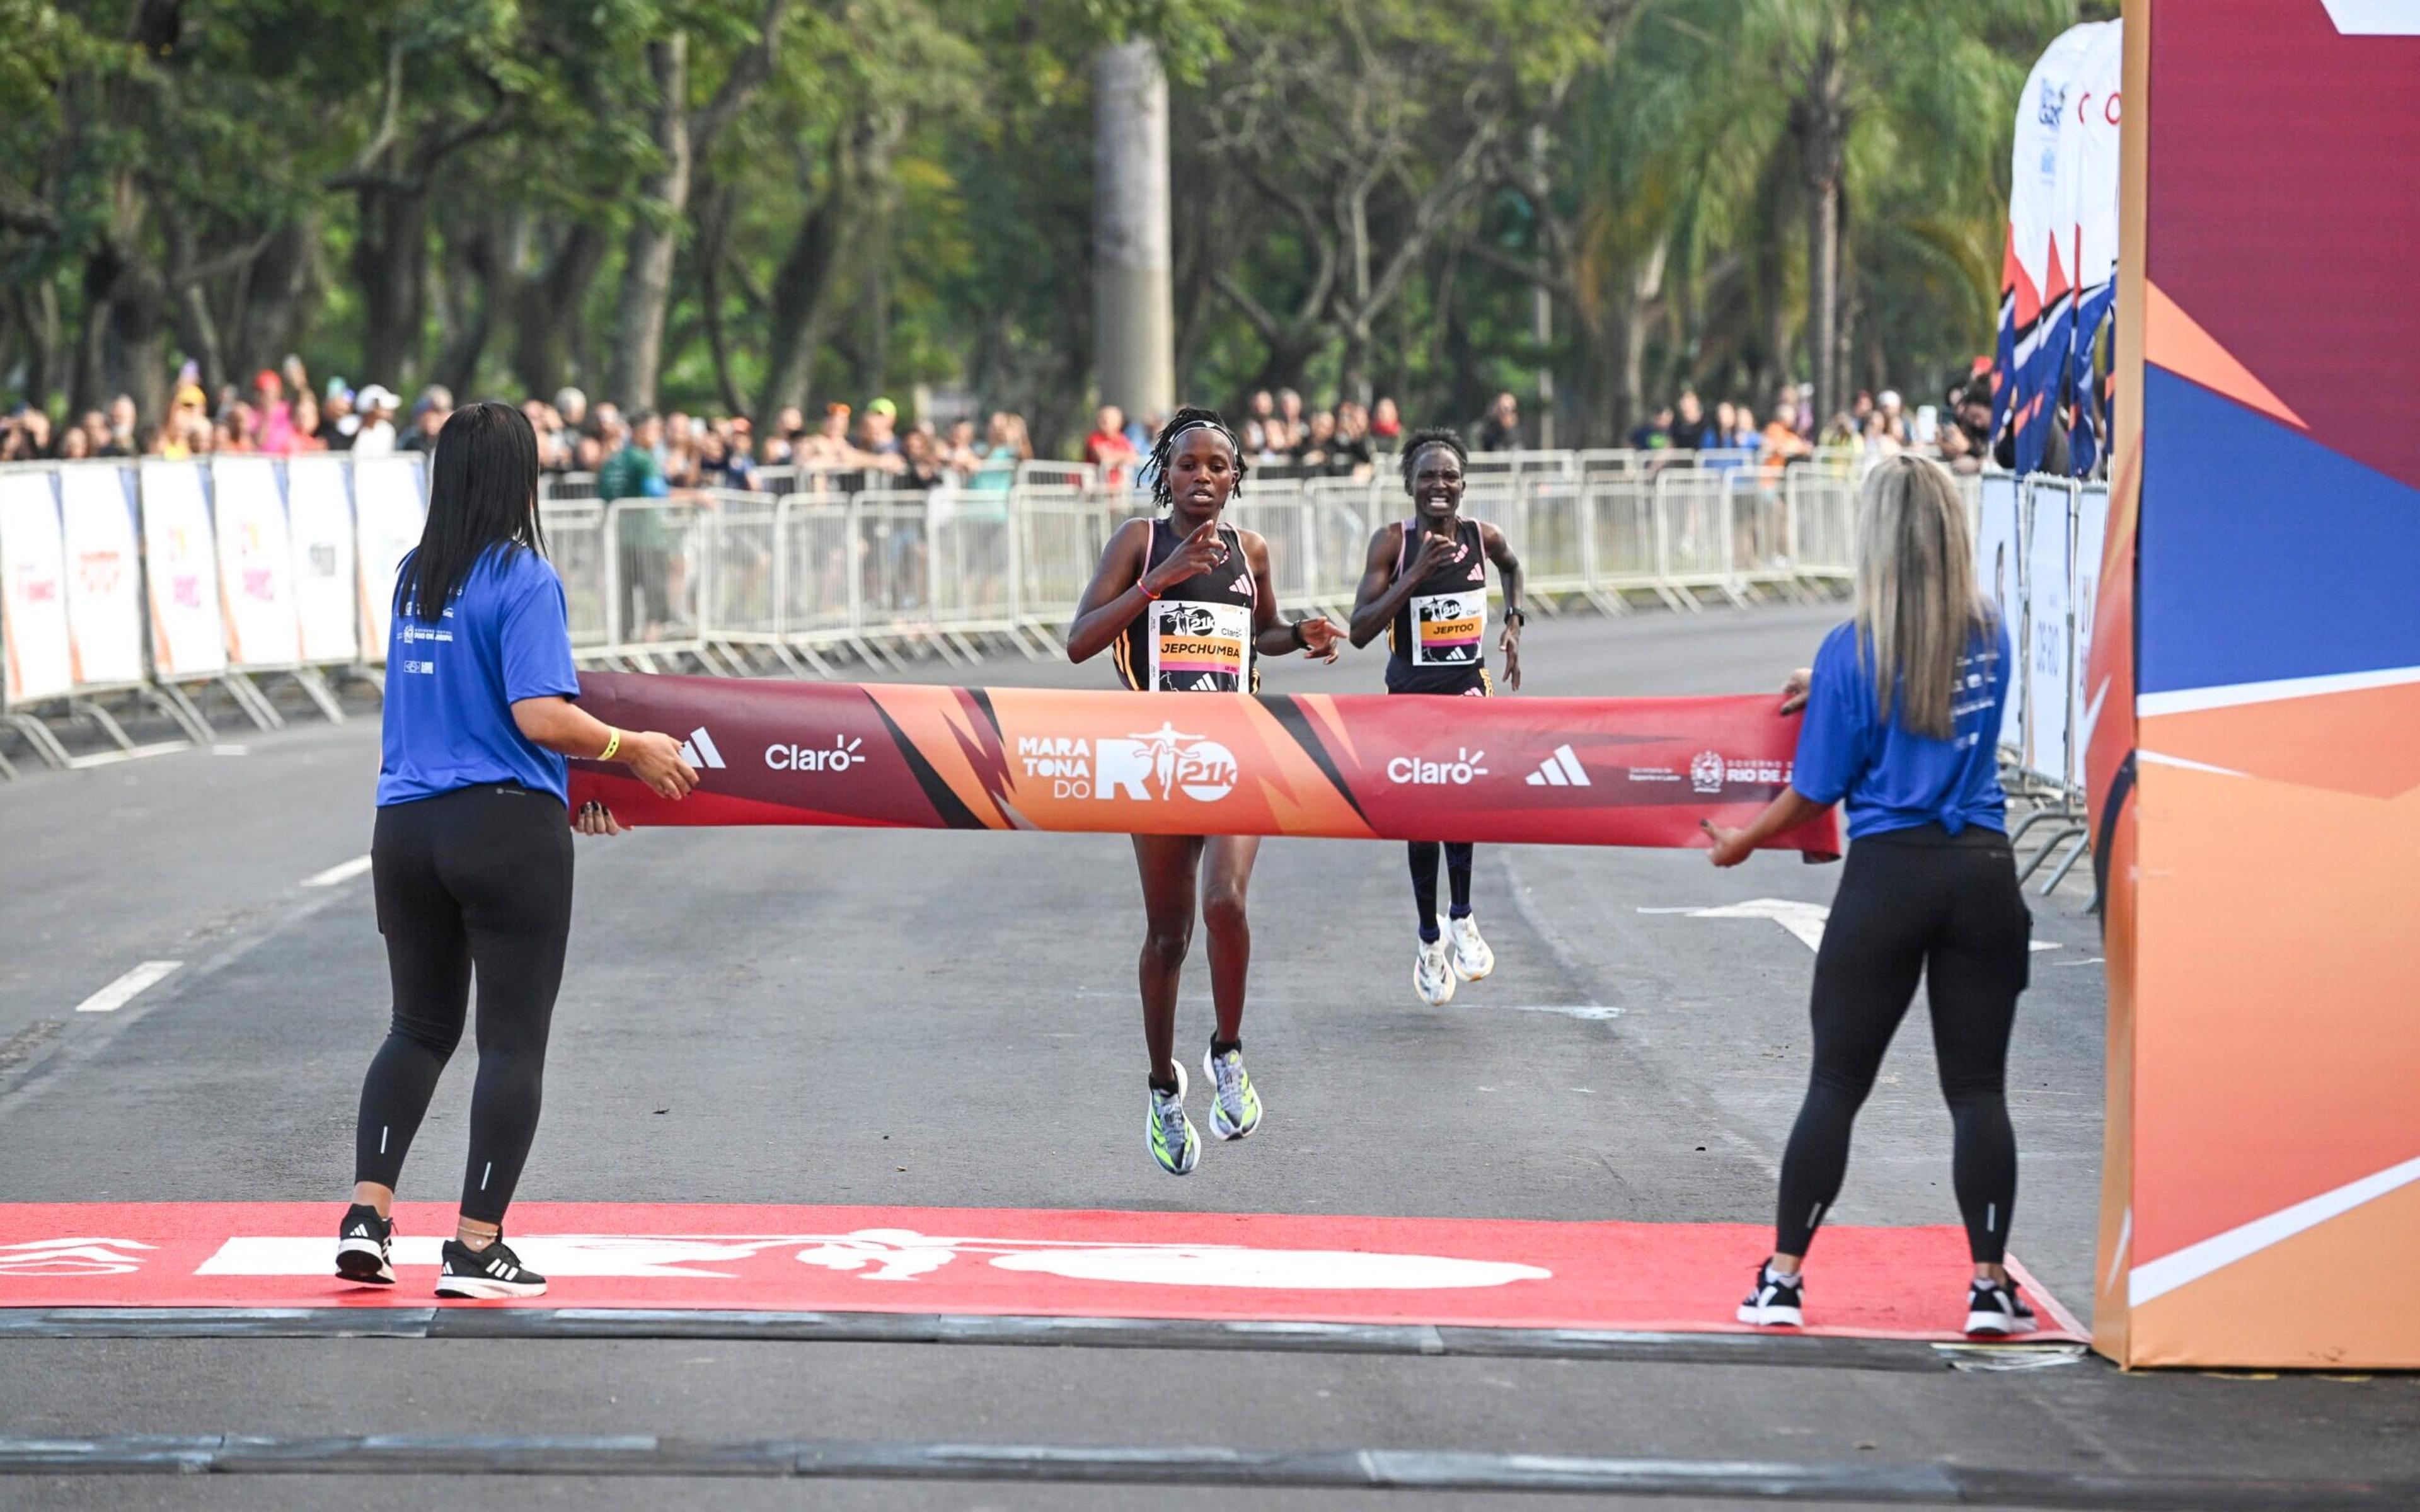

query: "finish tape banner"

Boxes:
[567, 673, 1841, 855]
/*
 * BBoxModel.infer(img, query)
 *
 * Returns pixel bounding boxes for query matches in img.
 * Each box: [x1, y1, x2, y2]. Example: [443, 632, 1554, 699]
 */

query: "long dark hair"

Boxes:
[396, 400, 544, 623]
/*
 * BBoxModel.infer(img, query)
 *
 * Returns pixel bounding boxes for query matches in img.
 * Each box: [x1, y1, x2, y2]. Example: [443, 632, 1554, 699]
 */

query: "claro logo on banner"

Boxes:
[1018, 725, 1240, 803]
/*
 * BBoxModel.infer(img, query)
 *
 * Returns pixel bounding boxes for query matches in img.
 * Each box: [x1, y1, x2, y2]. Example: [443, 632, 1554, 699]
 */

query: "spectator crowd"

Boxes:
[1, 358, 2015, 488]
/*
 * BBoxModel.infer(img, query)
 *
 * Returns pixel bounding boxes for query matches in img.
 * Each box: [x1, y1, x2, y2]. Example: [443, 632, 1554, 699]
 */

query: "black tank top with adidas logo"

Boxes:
[1386, 517, 1490, 695]
[1113, 517, 1259, 693]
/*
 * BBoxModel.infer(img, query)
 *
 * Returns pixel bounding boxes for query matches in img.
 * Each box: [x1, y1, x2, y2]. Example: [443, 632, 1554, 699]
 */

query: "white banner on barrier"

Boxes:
[2023, 479, 2074, 786]
[2071, 484, 2111, 783]
[211, 457, 302, 669]
[58, 464, 146, 689]
[353, 457, 425, 664]
[0, 472, 74, 704]
[1975, 473, 2025, 753]
[139, 460, 229, 679]
[284, 456, 360, 665]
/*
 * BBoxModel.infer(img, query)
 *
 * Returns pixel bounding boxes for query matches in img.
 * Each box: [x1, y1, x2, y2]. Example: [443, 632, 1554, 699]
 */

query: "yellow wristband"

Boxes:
[598, 728, 621, 763]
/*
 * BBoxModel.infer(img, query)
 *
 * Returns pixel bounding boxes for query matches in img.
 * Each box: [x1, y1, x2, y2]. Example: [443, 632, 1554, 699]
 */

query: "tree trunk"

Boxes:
[168, 278, 224, 396]
[231, 218, 318, 379]
[432, 218, 496, 397]
[693, 179, 750, 418]
[758, 110, 900, 418]
[609, 34, 691, 412]
[505, 215, 608, 401]
[354, 185, 430, 392]
[1808, 175, 1838, 427]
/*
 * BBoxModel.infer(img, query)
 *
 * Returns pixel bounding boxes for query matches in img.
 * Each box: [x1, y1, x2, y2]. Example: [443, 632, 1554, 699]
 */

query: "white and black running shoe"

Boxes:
[1736, 1263, 1805, 1327]
[1964, 1277, 2037, 1336]
[333, 1203, 395, 1286]
[434, 1237, 548, 1299]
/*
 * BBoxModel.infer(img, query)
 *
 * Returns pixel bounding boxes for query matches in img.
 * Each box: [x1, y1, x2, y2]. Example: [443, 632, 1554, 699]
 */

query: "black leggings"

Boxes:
[1408, 842, 1474, 939]
[1775, 825, 2031, 1263]
[354, 784, 574, 1224]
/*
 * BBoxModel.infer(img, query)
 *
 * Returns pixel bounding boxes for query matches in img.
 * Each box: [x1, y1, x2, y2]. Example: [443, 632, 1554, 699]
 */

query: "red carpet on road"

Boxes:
[0, 1203, 2083, 1341]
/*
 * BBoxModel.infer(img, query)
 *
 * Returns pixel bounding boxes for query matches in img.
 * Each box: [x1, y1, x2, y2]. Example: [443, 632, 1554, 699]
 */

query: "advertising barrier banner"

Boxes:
[138, 461, 228, 680]
[566, 673, 1843, 854]
[2023, 479, 2074, 784]
[354, 457, 425, 663]
[0, 472, 73, 704]
[1975, 473, 2026, 753]
[210, 457, 302, 669]
[57, 464, 145, 689]
[284, 457, 359, 665]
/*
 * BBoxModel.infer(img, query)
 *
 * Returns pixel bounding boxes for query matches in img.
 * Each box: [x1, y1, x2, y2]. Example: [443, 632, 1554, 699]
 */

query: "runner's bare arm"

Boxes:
[1348, 524, 1421, 648]
[1064, 518, 1156, 663]
[1482, 520, 1526, 691]
[1481, 522, 1525, 619]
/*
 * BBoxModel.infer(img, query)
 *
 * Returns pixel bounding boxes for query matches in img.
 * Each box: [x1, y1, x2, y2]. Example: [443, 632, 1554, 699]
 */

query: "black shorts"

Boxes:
[1385, 664, 1492, 697]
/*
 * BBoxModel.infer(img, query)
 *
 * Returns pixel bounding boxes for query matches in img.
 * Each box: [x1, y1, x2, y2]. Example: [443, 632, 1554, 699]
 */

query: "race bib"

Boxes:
[1148, 600, 1250, 691]
[1410, 592, 1485, 667]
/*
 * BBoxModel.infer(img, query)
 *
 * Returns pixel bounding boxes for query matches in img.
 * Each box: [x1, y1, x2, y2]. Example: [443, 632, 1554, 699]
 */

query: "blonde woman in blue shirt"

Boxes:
[1705, 455, 2037, 1337]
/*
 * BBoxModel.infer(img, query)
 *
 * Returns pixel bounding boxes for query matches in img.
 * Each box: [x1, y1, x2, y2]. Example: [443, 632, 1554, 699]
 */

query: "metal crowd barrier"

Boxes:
[11, 447, 2053, 793]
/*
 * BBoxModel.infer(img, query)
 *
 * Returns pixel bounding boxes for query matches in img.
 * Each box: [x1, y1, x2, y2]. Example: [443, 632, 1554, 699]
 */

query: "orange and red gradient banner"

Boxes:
[566, 673, 1841, 855]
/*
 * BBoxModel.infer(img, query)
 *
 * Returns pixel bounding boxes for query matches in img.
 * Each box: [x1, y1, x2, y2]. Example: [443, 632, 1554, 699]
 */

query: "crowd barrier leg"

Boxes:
[3, 711, 74, 769]
[284, 667, 348, 724]
[64, 698, 139, 753]
[218, 673, 285, 731]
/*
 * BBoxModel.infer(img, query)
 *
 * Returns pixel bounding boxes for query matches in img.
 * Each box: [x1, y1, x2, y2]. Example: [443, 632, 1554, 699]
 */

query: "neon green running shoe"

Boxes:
[1202, 1043, 1263, 1140]
[1148, 1062, 1200, 1176]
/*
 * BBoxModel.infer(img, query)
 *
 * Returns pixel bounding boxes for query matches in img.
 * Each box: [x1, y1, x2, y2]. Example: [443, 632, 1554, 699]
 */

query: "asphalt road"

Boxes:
[3, 606, 2412, 1511]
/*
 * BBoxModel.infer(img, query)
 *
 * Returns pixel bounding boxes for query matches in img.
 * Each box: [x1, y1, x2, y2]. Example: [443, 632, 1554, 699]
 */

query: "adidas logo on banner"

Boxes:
[678, 727, 726, 770]
[1524, 745, 1590, 787]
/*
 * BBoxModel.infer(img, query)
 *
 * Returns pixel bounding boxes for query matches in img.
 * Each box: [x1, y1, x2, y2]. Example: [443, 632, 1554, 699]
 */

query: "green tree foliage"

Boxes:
[0, 0, 2087, 454]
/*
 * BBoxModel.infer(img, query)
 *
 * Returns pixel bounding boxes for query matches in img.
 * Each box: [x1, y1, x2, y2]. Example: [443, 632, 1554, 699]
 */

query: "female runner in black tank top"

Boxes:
[1066, 408, 1343, 1176]
[1348, 429, 1527, 1007]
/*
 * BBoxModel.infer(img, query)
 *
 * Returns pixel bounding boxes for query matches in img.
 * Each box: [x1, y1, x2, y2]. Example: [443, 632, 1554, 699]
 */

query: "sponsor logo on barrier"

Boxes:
[1690, 751, 1790, 794]
[1013, 726, 1238, 803]
[12, 563, 59, 604]
[766, 735, 863, 774]
[1524, 745, 1590, 788]
[679, 727, 727, 770]
[1388, 747, 1489, 786]
[1627, 766, 1680, 784]
[76, 551, 124, 595]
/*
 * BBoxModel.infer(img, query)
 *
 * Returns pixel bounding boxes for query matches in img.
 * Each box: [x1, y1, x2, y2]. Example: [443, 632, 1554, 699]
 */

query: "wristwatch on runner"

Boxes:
[1503, 607, 1528, 627]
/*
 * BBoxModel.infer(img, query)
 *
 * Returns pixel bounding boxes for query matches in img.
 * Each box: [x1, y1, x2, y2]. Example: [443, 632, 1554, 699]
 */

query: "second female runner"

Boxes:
[1348, 428, 1526, 1006]
[1066, 407, 1343, 1174]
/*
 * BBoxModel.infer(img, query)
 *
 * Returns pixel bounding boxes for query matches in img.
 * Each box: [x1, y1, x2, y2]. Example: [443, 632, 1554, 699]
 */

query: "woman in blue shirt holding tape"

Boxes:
[334, 401, 697, 1299]
[1703, 454, 2036, 1338]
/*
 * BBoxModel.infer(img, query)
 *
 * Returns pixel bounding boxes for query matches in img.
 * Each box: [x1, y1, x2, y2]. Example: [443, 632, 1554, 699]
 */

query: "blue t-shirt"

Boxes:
[1791, 616, 2010, 840]
[377, 545, 583, 807]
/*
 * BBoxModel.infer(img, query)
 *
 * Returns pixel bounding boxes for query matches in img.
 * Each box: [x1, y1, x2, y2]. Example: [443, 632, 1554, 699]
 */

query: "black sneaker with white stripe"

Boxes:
[435, 1236, 548, 1299]
[333, 1203, 394, 1286]
[1736, 1263, 1805, 1327]
[1964, 1276, 2037, 1336]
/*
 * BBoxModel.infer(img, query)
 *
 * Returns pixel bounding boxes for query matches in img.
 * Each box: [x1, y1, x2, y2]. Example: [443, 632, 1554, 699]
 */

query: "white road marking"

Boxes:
[62, 743, 189, 770]
[73, 961, 182, 1014]
[1645, 901, 2060, 955]
[302, 855, 374, 888]
[210, 745, 249, 757]
[1501, 1004, 1625, 1021]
